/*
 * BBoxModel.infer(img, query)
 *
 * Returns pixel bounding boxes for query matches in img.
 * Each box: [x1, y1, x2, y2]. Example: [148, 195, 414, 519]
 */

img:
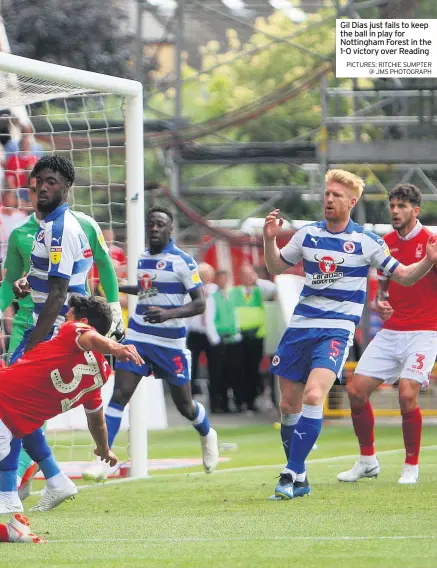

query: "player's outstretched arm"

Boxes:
[263, 209, 290, 275]
[391, 235, 437, 286]
[118, 284, 140, 295]
[77, 330, 144, 366]
[25, 277, 69, 352]
[86, 408, 118, 466]
[143, 287, 206, 324]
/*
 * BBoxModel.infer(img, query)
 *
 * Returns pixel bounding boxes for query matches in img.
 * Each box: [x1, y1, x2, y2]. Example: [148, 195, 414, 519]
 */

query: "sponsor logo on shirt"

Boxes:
[191, 270, 201, 284]
[312, 255, 345, 284]
[83, 248, 92, 259]
[50, 246, 62, 264]
[138, 272, 158, 298]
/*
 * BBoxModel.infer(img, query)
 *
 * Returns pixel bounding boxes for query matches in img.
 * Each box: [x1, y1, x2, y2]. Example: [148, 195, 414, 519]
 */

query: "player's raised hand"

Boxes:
[375, 299, 394, 321]
[426, 235, 437, 263]
[263, 209, 284, 241]
[143, 306, 169, 324]
[112, 343, 144, 366]
[13, 277, 30, 298]
[94, 447, 118, 467]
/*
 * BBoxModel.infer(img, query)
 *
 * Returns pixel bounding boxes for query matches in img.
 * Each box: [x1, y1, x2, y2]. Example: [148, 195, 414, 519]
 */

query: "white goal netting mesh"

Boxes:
[0, 78, 135, 475]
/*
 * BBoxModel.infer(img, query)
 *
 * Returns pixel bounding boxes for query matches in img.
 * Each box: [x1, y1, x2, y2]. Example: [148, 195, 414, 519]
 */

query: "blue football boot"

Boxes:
[274, 473, 294, 500]
[293, 474, 311, 497]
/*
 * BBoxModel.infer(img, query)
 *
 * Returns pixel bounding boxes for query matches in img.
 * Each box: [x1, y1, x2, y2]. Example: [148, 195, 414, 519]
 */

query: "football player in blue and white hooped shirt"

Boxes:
[0, 156, 94, 514]
[83, 205, 219, 482]
[264, 168, 437, 501]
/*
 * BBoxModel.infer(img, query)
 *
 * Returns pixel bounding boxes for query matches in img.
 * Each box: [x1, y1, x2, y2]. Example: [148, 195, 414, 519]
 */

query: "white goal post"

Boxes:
[0, 52, 162, 478]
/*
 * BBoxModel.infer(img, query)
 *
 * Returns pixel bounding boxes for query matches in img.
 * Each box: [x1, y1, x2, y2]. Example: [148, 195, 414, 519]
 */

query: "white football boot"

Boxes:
[82, 456, 119, 482]
[30, 477, 78, 512]
[337, 459, 380, 482]
[201, 428, 219, 473]
[398, 464, 419, 485]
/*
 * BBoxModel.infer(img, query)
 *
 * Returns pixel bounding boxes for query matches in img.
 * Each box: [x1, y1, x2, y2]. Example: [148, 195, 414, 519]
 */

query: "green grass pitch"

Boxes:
[2, 423, 437, 567]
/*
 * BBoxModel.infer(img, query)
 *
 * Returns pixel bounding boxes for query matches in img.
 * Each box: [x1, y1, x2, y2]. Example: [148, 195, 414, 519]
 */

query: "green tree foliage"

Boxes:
[148, 9, 346, 221]
[2, 0, 132, 77]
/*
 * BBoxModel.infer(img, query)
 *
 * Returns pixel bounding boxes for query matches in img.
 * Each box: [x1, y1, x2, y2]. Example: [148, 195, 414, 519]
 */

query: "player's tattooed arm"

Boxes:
[144, 287, 206, 324]
[86, 408, 118, 466]
[375, 279, 393, 321]
[25, 276, 69, 352]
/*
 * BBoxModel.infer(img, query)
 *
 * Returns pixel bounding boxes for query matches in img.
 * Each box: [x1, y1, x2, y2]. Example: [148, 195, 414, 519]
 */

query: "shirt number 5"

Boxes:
[50, 351, 104, 412]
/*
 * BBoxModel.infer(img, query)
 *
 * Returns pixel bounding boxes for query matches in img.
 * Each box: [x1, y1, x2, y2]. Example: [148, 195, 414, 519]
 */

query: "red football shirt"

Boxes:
[0, 321, 112, 437]
[4, 153, 38, 189]
[382, 223, 437, 332]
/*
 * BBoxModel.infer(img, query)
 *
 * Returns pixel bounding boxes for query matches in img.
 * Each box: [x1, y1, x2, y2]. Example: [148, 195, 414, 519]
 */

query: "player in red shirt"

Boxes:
[0, 294, 143, 539]
[338, 184, 437, 485]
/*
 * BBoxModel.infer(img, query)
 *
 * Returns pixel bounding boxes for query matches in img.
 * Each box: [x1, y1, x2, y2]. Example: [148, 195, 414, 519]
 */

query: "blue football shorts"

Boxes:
[270, 327, 353, 383]
[115, 339, 192, 387]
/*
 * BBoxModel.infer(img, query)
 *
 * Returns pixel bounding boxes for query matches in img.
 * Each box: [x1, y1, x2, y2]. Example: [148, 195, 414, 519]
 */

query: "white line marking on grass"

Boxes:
[29, 444, 437, 495]
[49, 535, 436, 544]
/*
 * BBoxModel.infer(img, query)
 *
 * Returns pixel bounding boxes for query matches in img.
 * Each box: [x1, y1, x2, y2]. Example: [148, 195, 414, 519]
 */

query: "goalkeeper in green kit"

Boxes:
[0, 174, 124, 494]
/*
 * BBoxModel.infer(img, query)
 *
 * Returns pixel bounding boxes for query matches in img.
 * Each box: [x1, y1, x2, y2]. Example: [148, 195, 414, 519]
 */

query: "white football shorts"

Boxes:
[355, 329, 437, 385]
[0, 417, 12, 461]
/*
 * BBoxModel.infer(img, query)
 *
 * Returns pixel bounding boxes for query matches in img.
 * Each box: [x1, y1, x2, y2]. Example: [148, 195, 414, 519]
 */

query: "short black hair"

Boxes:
[389, 184, 422, 207]
[31, 155, 75, 185]
[147, 205, 173, 222]
[69, 294, 112, 336]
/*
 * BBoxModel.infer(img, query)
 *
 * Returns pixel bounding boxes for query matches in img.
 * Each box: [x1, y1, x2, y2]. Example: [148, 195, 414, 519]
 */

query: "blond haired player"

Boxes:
[264, 169, 437, 500]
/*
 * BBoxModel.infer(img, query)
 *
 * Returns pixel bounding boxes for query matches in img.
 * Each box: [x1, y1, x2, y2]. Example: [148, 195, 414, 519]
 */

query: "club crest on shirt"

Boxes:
[415, 243, 424, 259]
[138, 272, 158, 298]
[272, 355, 280, 366]
[50, 246, 62, 264]
[343, 241, 355, 254]
[312, 255, 345, 284]
[36, 230, 45, 242]
[156, 260, 167, 270]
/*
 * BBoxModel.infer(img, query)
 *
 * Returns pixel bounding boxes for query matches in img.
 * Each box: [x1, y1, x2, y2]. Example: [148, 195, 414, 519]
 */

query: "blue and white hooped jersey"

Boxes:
[126, 239, 203, 350]
[28, 203, 94, 326]
[280, 219, 400, 333]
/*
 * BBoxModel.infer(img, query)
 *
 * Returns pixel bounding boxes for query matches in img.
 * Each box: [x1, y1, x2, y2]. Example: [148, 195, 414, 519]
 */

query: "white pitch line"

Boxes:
[49, 535, 436, 544]
[29, 444, 437, 495]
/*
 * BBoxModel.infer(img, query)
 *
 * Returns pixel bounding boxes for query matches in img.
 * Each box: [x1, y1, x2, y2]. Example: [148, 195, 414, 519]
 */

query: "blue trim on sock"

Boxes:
[39, 456, 61, 480]
[108, 401, 125, 412]
[192, 401, 210, 437]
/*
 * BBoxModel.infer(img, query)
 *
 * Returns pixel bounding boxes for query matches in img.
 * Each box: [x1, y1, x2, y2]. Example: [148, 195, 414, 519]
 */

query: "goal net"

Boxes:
[0, 52, 166, 479]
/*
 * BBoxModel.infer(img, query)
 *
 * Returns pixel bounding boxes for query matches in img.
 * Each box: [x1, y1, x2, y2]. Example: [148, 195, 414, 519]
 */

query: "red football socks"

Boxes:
[402, 407, 422, 466]
[351, 400, 375, 456]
